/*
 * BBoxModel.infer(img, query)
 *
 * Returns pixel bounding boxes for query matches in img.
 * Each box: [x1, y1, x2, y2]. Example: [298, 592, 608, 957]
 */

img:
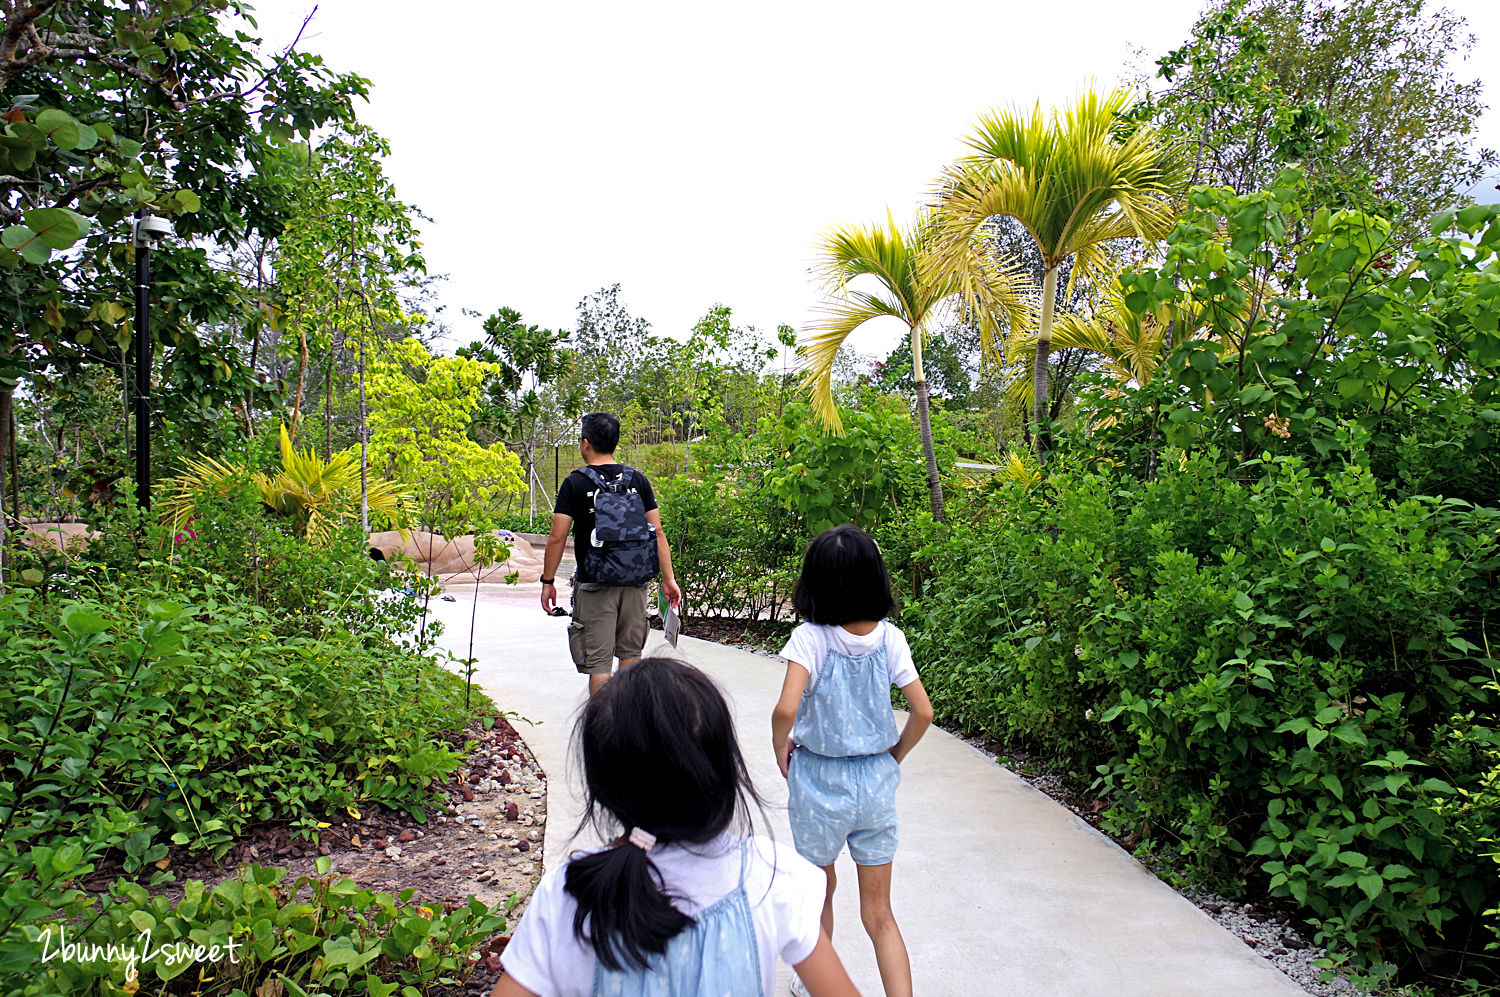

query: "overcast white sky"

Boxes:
[251, 0, 1500, 359]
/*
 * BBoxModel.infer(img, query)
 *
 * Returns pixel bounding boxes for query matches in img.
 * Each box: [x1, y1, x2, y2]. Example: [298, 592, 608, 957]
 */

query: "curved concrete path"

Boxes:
[426, 596, 1307, 996]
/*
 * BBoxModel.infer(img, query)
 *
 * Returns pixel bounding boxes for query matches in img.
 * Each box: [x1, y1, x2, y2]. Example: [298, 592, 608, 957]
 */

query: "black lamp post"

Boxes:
[132, 210, 172, 512]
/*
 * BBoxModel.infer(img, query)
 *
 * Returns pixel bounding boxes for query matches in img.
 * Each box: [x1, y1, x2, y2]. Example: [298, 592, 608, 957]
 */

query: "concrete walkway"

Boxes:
[426, 596, 1307, 996]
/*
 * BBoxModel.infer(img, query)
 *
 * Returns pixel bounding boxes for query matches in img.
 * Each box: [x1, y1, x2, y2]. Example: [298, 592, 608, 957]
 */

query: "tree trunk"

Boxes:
[1033, 267, 1058, 457]
[358, 312, 369, 535]
[0, 386, 9, 589]
[289, 323, 309, 441]
[911, 324, 946, 523]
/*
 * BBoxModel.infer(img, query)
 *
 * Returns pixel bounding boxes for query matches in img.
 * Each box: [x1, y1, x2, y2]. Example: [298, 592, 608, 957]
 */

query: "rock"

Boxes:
[372, 838, 388, 850]
[476, 869, 494, 882]
[469, 773, 483, 785]
[516, 840, 530, 853]
[462, 787, 474, 802]
[1241, 934, 1257, 947]
[505, 802, 519, 821]
[527, 829, 541, 842]
[521, 863, 536, 876]
[351, 834, 361, 848]
[398, 831, 416, 843]
[384, 846, 402, 859]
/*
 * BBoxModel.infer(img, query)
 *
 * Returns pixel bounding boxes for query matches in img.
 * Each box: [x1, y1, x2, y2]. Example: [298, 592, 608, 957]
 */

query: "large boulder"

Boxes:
[21, 522, 95, 552]
[369, 529, 547, 583]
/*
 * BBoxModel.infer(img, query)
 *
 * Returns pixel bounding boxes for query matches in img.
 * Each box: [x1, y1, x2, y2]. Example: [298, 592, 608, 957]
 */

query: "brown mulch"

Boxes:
[81, 716, 547, 995]
[665, 615, 795, 655]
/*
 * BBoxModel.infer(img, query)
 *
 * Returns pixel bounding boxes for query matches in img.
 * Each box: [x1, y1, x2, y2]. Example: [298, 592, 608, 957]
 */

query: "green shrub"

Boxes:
[656, 396, 943, 620]
[6, 859, 507, 995]
[0, 499, 498, 993]
[905, 449, 1500, 974]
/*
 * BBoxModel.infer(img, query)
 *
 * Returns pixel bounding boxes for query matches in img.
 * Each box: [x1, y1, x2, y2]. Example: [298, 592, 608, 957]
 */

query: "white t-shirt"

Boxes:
[779, 621, 919, 691]
[500, 833, 825, 996]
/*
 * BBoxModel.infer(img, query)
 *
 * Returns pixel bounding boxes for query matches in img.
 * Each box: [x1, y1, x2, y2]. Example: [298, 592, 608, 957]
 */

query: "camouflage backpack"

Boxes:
[580, 465, 660, 587]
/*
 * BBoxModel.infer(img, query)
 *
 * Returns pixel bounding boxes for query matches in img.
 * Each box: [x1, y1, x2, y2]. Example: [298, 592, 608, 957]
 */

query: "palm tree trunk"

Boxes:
[911, 326, 946, 522]
[1034, 267, 1058, 457]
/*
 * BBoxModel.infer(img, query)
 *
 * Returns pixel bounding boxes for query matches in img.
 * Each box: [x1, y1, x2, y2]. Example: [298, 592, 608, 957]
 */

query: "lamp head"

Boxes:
[134, 215, 174, 246]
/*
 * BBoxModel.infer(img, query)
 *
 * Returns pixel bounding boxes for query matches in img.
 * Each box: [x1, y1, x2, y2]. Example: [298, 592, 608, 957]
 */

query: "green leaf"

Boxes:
[173, 189, 202, 212]
[34, 108, 81, 150]
[1, 225, 50, 264]
[1356, 875, 1384, 901]
[23, 207, 89, 249]
[59, 605, 109, 635]
[1456, 204, 1490, 231]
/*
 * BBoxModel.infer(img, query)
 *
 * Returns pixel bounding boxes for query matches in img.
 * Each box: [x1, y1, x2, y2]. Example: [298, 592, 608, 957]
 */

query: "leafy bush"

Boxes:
[7, 859, 506, 995]
[0, 495, 498, 992]
[1097, 172, 1500, 508]
[905, 449, 1500, 974]
[656, 396, 942, 620]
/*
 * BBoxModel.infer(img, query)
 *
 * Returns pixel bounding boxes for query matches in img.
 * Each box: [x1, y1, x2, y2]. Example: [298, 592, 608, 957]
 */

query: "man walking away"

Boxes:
[541, 413, 683, 695]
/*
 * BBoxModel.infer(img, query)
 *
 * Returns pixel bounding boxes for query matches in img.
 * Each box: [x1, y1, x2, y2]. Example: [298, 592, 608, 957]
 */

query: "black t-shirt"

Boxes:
[554, 463, 658, 583]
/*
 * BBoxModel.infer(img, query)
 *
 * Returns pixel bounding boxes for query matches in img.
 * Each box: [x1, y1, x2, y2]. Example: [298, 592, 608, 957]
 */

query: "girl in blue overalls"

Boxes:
[493, 657, 859, 997]
[772, 525, 934, 997]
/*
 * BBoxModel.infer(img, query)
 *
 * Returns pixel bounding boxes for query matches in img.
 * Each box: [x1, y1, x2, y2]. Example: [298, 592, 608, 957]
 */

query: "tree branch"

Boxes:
[0, 0, 59, 74]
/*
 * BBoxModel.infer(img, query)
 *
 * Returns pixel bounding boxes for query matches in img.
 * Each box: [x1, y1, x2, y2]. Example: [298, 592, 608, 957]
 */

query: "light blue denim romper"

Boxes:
[593, 838, 764, 997]
[788, 623, 903, 867]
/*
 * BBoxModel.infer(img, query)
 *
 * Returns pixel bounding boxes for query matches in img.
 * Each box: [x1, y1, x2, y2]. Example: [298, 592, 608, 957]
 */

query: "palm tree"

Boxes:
[928, 88, 1188, 455]
[998, 290, 1211, 418]
[800, 212, 1027, 521]
[162, 425, 408, 546]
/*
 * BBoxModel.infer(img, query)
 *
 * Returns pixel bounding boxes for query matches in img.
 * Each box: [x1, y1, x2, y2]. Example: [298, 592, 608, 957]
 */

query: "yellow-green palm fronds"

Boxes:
[161, 426, 408, 548]
[926, 87, 1189, 291]
[159, 452, 253, 534]
[800, 212, 1031, 430]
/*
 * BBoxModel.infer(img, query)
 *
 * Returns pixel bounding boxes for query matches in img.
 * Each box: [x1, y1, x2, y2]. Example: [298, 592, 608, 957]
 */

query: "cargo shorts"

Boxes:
[567, 582, 650, 676]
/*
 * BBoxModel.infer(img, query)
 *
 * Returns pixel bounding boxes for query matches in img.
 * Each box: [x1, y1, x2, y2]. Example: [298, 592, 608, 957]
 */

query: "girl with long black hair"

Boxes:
[493, 656, 859, 996]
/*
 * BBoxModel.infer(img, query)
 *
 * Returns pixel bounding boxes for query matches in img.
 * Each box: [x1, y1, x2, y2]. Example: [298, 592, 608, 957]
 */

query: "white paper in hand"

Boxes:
[657, 589, 681, 648]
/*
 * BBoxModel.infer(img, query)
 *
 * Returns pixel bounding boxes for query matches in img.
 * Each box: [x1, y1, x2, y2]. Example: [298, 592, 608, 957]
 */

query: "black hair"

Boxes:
[565, 657, 762, 971]
[792, 524, 896, 624]
[580, 412, 620, 454]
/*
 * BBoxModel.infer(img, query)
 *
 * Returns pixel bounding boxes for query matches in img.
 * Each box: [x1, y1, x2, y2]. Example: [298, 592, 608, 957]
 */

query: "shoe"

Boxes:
[789, 976, 810, 997]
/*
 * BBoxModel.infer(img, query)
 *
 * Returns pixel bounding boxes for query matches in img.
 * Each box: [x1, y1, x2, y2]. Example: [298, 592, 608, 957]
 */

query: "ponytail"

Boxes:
[564, 841, 691, 971]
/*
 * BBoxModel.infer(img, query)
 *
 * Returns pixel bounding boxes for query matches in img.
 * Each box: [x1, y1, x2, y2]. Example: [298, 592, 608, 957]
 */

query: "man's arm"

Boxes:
[540, 512, 571, 614]
[644, 508, 681, 609]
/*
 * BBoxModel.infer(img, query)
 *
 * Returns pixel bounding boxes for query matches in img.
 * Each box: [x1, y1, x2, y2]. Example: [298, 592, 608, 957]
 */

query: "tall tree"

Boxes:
[0, 0, 369, 512]
[800, 213, 1027, 521]
[459, 307, 581, 519]
[928, 88, 1188, 456]
[1140, 0, 1494, 237]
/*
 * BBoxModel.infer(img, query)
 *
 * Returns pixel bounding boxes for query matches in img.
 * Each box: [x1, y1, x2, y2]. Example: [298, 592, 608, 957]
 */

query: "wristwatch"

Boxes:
[540, 576, 554, 585]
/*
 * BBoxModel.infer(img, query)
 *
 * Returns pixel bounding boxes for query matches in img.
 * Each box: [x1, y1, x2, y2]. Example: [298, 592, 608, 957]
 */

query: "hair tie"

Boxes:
[628, 827, 656, 851]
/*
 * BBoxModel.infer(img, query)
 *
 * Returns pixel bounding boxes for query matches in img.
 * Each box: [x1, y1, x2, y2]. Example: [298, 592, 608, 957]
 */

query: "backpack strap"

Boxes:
[581, 465, 635, 492]
[579, 465, 610, 491]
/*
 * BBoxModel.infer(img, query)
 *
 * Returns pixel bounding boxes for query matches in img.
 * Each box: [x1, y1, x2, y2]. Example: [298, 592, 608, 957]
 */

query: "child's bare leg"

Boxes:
[819, 863, 836, 940]
[856, 862, 911, 997]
